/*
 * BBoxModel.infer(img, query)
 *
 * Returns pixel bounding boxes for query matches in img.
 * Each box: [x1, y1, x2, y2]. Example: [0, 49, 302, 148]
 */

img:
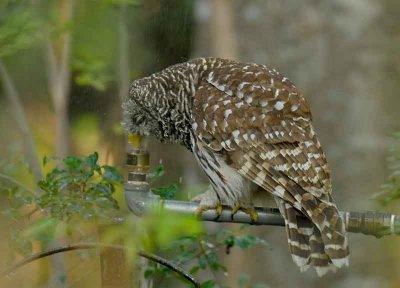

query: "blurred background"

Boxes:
[1, 0, 400, 287]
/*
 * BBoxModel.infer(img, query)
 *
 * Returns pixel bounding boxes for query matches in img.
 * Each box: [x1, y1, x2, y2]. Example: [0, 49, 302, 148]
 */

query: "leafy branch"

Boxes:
[37, 152, 123, 221]
[0, 242, 200, 288]
[0, 153, 270, 287]
[145, 226, 269, 288]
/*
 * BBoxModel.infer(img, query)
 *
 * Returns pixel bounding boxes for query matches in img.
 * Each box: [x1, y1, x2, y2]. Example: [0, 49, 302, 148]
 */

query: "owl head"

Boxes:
[122, 77, 183, 145]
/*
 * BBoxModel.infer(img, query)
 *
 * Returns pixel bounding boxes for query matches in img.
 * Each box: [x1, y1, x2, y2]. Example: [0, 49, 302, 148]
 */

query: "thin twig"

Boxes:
[0, 242, 200, 288]
[0, 173, 36, 195]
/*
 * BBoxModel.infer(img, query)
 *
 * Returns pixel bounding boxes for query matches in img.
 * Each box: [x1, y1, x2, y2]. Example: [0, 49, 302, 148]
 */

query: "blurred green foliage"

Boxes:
[0, 152, 270, 287]
[0, 9, 41, 58]
[144, 224, 269, 287]
[148, 164, 179, 199]
[0, 0, 43, 59]
[373, 132, 400, 205]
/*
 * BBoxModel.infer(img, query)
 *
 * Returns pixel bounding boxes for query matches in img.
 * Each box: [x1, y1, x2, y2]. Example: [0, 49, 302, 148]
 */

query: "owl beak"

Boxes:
[128, 133, 143, 150]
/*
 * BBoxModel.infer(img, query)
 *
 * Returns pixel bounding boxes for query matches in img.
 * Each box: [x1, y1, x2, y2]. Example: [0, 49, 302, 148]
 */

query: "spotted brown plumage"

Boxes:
[122, 57, 349, 276]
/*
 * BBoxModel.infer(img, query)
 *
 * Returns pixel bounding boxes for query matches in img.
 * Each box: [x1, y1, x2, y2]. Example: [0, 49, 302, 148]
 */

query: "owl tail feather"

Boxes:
[238, 152, 349, 276]
[275, 197, 348, 277]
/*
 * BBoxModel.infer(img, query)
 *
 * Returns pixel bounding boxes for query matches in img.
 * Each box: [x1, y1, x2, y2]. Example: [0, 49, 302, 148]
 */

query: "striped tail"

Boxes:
[275, 197, 349, 276]
[237, 148, 350, 276]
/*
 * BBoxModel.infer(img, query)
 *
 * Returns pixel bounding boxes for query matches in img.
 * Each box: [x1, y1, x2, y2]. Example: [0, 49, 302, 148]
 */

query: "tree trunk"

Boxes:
[0, 61, 42, 182]
[46, 1, 74, 286]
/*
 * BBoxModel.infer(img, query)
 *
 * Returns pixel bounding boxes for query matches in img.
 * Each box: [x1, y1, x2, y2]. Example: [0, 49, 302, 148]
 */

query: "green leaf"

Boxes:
[238, 273, 250, 288]
[58, 274, 67, 284]
[235, 234, 268, 249]
[200, 280, 217, 288]
[22, 218, 59, 245]
[152, 184, 178, 200]
[144, 266, 155, 279]
[251, 284, 270, 288]
[72, 56, 111, 91]
[224, 235, 235, 254]
[148, 164, 165, 181]
[198, 257, 207, 269]
[11, 233, 32, 256]
[0, 9, 42, 58]
[43, 156, 57, 166]
[63, 156, 83, 170]
[86, 152, 99, 169]
[101, 0, 141, 7]
[103, 166, 123, 182]
[189, 265, 200, 275]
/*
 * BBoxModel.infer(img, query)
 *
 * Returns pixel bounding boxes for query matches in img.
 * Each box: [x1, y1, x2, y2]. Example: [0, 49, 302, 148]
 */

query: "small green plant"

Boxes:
[37, 152, 122, 221]
[0, 152, 270, 287]
[373, 132, 400, 205]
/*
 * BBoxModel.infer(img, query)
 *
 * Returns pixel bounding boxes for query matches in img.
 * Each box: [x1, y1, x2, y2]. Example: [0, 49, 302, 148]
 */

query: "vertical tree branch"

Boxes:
[210, 0, 238, 60]
[44, 1, 75, 286]
[118, 4, 130, 103]
[0, 61, 43, 183]
[46, 0, 74, 158]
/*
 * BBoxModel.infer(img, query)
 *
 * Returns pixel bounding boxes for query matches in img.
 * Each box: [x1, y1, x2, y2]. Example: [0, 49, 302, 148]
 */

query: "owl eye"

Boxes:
[134, 114, 145, 124]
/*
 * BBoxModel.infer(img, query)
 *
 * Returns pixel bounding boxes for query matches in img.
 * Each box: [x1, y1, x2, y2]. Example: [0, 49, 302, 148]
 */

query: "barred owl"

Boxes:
[122, 57, 349, 276]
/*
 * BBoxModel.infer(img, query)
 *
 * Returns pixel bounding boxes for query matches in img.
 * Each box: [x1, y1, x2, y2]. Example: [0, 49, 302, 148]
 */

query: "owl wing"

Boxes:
[191, 62, 349, 273]
[192, 62, 331, 199]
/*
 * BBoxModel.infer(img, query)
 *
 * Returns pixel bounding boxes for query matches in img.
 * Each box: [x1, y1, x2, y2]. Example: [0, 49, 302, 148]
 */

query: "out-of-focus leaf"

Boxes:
[103, 166, 124, 182]
[142, 210, 203, 250]
[63, 156, 83, 170]
[189, 265, 200, 275]
[200, 280, 216, 288]
[43, 156, 57, 166]
[144, 266, 155, 279]
[22, 218, 58, 246]
[378, 133, 400, 206]
[102, 0, 140, 6]
[238, 273, 250, 288]
[235, 234, 268, 249]
[198, 256, 207, 269]
[0, 10, 42, 58]
[11, 232, 32, 256]
[72, 56, 112, 91]
[86, 152, 99, 170]
[251, 284, 271, 288]
[148, 164, 165, 181]
[152, 184, 178, 200]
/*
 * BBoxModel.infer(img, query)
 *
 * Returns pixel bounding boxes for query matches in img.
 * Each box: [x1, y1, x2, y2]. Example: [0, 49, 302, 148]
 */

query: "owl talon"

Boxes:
[215, 204, 223, 217]
[231, 204, 241, 220]
[231, 204, 258, 223]
[194, 204, 223, 220]
[243, 207, 258, 223]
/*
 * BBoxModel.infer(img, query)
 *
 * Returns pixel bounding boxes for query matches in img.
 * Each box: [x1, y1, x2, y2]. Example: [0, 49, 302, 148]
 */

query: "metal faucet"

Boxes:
[124, 134, 400, 239]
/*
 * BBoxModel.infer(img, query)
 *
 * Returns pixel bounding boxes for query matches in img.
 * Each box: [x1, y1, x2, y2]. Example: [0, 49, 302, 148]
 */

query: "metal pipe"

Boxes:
[124, 134, 400, 239]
